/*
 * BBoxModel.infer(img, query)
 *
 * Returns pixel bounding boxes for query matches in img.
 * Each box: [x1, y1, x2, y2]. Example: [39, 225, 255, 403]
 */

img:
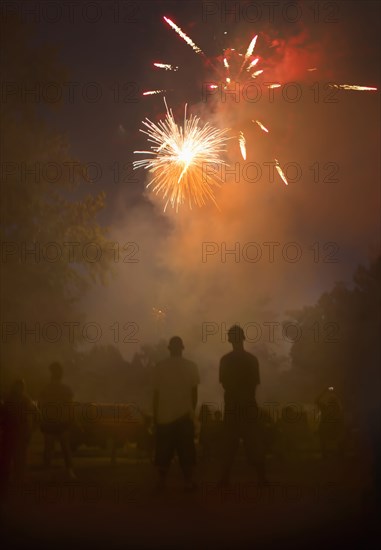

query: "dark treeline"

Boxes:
[284, 255, 380, 414]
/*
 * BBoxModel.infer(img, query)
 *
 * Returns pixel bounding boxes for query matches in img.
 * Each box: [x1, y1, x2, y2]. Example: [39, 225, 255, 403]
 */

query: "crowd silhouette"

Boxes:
[0, 325, 373, 497]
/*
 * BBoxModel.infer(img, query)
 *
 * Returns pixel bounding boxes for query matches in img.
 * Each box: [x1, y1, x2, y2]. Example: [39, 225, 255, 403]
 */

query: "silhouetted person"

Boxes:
[219, 325, 266, 486]
[0, 379, 38, 490]
[315, 386, 345, 458]
[39, 362, 76, 479]
[153, 336, 199, 492]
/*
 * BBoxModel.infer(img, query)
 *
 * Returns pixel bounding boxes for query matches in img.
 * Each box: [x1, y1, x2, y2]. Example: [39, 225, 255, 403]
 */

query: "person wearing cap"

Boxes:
[39, 362, 76, 479]
[153, 336, 200, 492]
[219, 325, 267, 486]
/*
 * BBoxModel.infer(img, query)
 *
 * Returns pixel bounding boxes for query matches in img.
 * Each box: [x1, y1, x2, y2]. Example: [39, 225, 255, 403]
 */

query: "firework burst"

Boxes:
[239, 131, 247, 161]
[145, 20, 289, 183]
[143, 89, 170, 96]
[138, 16, 377, 197]
[274, 159, 289, 186]
[254, 120, 269, 133]
[153, 62, 179, 71]
[329, 83, 377, 91]
[163, 16, 204, 56]
[133, 99, 231, 211]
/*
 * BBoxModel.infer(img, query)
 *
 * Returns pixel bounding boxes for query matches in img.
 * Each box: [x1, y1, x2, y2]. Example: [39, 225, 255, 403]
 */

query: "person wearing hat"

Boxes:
[219, 325, 267, 486]
[153, 336, 199, 492]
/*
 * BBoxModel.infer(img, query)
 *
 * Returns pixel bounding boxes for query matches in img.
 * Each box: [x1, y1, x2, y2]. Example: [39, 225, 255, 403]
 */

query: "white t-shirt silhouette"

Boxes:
[153, 356, 199, 425]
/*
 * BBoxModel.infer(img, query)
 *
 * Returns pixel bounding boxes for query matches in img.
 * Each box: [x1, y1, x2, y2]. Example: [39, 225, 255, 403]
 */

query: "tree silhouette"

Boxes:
[285, 256, 380, 417]
[0, 15, 111, 390]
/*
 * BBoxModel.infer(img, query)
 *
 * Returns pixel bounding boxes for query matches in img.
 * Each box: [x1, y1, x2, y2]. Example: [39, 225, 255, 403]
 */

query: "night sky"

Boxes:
[2, 0, 380, 368]
[29, 0, 379, 219]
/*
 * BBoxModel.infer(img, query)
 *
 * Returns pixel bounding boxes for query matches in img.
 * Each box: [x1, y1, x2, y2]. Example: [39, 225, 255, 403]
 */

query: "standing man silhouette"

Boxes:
[219, 325, 266, 486]
[153, 336, 199, 492]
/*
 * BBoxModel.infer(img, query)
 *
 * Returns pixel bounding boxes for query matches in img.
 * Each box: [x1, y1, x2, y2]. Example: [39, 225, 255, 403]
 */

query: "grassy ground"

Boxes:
[1, 432, 379, 549]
